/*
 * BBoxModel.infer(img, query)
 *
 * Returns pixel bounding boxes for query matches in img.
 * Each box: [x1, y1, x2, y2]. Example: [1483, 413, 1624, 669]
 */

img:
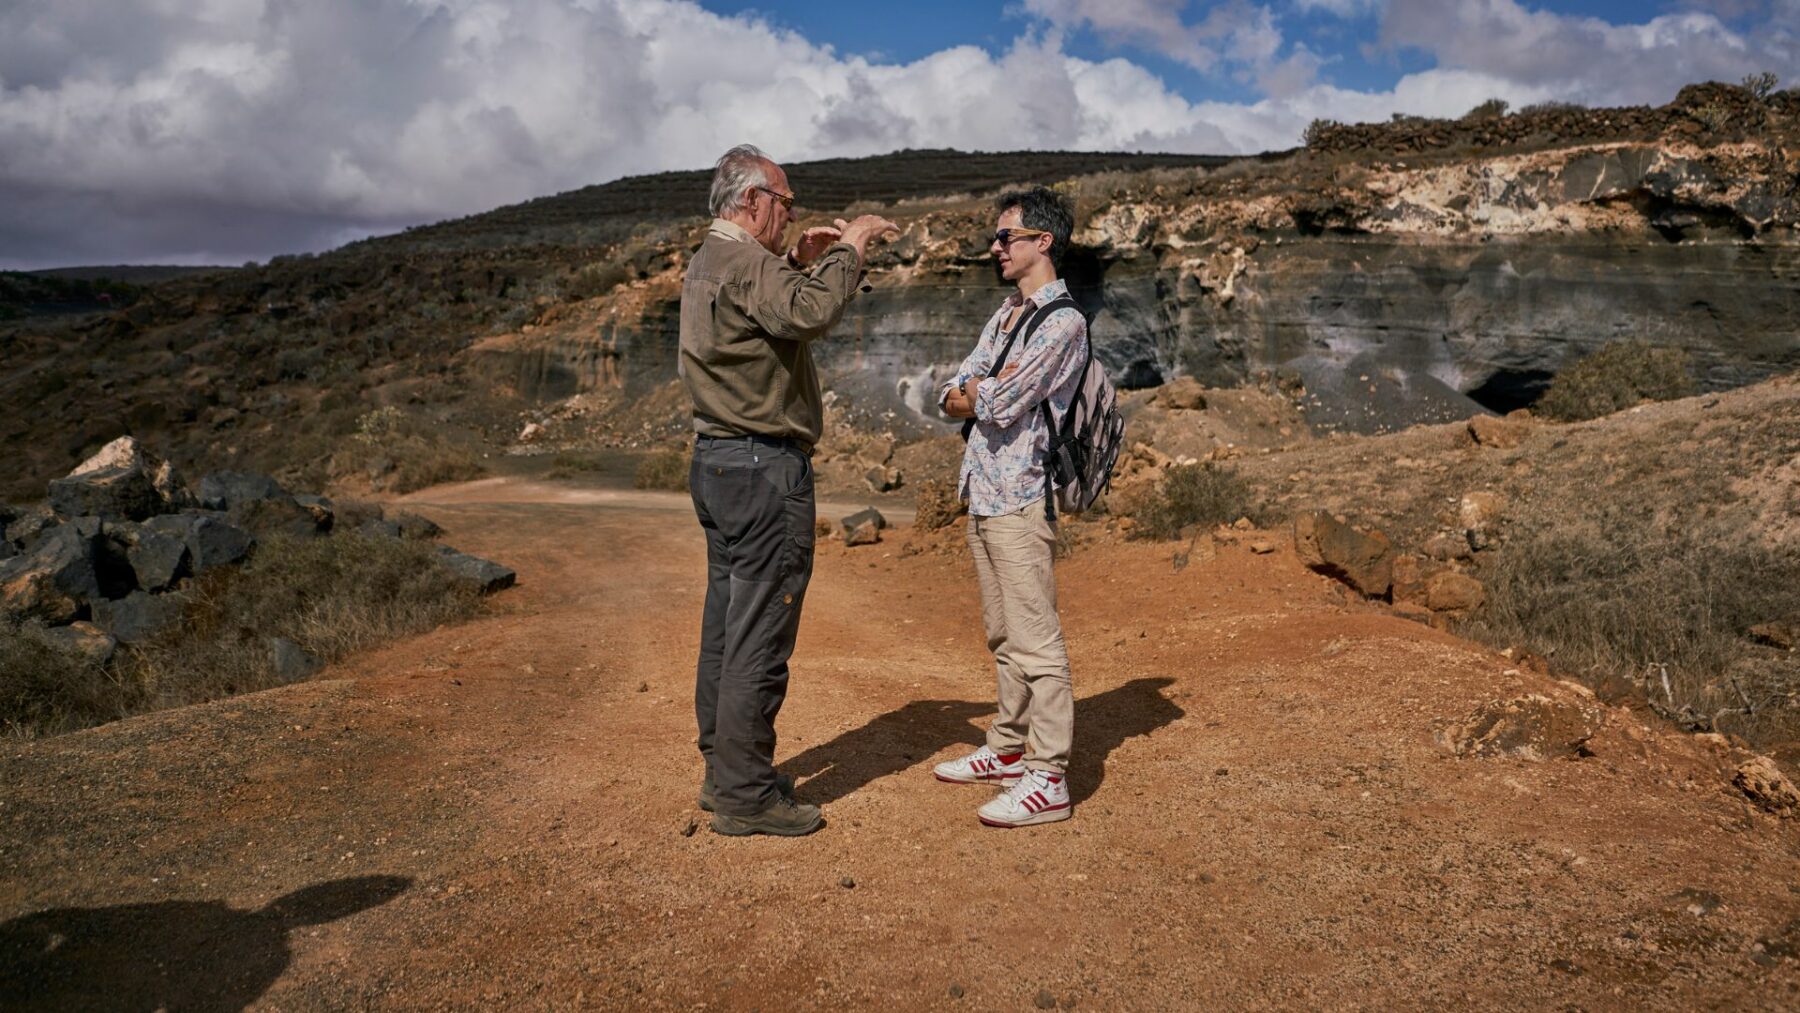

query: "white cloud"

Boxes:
[1, 0, 1796, 267]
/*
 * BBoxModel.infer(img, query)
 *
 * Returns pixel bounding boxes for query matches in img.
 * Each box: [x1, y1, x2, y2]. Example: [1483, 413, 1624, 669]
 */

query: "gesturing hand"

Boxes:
[836, 214, 900, 259]
[789, 225, 843, 268]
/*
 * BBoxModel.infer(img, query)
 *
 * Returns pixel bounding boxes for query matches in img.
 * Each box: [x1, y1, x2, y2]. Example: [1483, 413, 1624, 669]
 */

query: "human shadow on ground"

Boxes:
[782, 677, 1183, 806]
[0, 874, 410, 1012]
[783, 698, 992, 805]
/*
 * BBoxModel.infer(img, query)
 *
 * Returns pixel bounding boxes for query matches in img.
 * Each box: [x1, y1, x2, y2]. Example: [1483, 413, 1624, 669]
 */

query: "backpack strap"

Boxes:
[958, 295, 1079, 442]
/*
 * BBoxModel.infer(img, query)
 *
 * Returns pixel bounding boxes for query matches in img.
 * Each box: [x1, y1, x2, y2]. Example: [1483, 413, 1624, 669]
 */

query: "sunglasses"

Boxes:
[756, 186, 796, 210]
[990, 227, 1049, 246]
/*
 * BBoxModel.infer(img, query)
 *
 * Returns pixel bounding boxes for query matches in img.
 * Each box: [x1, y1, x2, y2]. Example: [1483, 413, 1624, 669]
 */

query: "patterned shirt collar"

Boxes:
[1004, 277, 1071, 310]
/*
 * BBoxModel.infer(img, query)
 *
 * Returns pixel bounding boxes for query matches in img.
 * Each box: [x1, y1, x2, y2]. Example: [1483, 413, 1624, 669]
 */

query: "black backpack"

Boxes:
[960, 296, 1124, 517]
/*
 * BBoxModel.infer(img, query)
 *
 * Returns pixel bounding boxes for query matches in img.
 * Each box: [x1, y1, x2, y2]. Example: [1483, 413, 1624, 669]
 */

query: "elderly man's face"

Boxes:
[750, 162, 794, 254]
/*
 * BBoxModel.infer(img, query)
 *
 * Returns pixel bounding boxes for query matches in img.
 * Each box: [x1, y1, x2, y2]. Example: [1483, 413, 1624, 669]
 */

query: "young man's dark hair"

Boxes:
[995, 186, 1074, 266]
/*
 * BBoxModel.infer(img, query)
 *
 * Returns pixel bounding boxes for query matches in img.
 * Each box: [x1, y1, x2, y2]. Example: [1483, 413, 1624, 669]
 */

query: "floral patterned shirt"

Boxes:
[937, 279, 1089, 518]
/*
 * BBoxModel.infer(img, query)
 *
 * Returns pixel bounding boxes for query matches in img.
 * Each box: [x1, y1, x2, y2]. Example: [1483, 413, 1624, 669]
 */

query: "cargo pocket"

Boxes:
[779, 450, 816, 612]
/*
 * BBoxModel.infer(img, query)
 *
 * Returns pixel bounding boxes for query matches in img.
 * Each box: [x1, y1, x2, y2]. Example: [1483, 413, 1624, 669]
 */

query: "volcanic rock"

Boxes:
[1293, 511, 1393, 598]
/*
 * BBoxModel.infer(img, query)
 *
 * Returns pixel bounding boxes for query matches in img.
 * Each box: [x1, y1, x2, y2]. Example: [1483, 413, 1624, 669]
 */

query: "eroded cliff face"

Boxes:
[467, 139, 1800, 434]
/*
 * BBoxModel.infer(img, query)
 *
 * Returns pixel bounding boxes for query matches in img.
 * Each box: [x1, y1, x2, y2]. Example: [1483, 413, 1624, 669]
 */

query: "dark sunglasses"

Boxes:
[990, 227, 1049, 246]
[756, 186, 796, 210]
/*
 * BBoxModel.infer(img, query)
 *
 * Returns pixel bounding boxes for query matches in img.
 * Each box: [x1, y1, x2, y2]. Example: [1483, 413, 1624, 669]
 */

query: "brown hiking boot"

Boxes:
[697, 772, 794, 813]
[710, 795, 823, 837]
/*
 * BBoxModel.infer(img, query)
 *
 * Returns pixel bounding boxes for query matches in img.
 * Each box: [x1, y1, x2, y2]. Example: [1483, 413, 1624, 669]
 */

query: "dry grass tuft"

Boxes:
[633, 446, 690, 491]
[1537, 342, 1696, 421]
[2, 531, 485, 738]
[333, 406, 486, 494]
[1127, 463, 1260, 540]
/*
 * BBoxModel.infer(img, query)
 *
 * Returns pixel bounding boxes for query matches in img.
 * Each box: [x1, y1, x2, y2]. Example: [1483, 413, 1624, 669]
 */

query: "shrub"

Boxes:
[1470, 505, 1800, 736]
[912, 477, 966, 531]
[634, 446, 690, 491]
[1462, 98, 1510, 121]
[1743, 71, 1780, 100]
[0, 619, 138, 737]
[1536, 341, 1696, 421]
[2, 531, 485, 737]
[1302, 118, 1341, 149]
[565, 260, 630, 301]
[334, 406, 486, 494]
[546, 451, 606, 480]
[1127, 462, 1257, 540]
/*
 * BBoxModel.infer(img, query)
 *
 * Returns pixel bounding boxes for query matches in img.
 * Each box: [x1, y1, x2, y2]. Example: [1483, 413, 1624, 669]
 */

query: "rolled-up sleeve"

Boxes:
[972, 307, 1087, 428]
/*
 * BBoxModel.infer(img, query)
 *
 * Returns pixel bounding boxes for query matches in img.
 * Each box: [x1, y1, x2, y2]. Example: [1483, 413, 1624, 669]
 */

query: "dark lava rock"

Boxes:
[143, 513, 256, 572]
[91, 590, 187, 644]
[435, 547, 516, 594]
[0, 524, 103, 624]
[269, 637, 324, 681]
[392, 512, 443, 540]
[198, 471, 292, 512]
[48, 466, 164, 522]
[123, 524, 191, 592]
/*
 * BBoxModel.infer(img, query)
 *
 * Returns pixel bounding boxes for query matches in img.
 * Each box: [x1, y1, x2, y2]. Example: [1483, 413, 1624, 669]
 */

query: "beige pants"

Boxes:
[966, 500, 1072, 773]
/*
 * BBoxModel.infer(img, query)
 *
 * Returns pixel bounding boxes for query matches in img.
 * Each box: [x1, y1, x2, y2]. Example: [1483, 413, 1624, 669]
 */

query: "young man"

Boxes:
[934, 186, 1088, 828]
[680, 143, 896, 837]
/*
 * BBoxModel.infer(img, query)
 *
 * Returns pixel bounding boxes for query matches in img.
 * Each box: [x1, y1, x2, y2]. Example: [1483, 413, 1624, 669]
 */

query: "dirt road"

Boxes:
[3, 477, 1797, 1010]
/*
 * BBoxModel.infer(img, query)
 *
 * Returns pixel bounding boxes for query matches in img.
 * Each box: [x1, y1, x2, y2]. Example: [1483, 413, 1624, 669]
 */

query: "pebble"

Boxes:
[1034, 989, 1057, 1009]
[839, 876, 855, 889]
[637, 682, 649, 693]
[948, 984, 965, 998]
[681, 819, 698, 838]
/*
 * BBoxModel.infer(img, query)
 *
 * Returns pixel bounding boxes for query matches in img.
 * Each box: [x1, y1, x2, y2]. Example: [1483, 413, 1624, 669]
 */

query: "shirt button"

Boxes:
[783, 594, 794, 605]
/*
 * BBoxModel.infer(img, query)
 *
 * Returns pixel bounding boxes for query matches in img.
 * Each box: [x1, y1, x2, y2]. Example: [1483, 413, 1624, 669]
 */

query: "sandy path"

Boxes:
[3, 477, 1797, 1010]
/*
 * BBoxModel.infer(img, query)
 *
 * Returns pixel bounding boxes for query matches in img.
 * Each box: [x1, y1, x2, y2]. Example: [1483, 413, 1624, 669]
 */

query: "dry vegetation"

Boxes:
[1, 531, 484, 738]
[1536, 341, 1697, 421]
[331, 406, 487, 494]
[1125, 462, 1262, 540]
[632, 446, 690, 491]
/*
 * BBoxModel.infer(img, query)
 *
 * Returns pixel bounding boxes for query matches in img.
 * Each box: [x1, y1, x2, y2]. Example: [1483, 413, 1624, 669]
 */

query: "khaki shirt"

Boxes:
[678, 219, 863, 452]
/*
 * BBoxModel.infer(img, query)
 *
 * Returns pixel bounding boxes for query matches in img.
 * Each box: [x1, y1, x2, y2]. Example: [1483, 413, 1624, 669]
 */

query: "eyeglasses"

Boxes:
[990, 227, 1049, 246]
[755, 186, 796, 210]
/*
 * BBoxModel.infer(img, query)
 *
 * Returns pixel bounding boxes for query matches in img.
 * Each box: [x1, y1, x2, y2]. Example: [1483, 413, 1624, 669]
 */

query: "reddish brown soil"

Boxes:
[3, 477, 1797, 1010]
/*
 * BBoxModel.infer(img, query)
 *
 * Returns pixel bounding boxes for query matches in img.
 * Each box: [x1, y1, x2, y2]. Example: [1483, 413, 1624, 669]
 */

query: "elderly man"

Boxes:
[680, 143, 896, 837]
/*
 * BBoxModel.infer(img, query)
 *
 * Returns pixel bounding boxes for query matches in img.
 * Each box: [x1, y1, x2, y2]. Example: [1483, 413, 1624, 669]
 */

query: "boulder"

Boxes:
[123, 523, 191, 592]
[0, 525, 103, 624]
[1440, 694, 1598, 761]
[1391, 553, 1429, 604]
[1426, 571, 1487, 612]
[1733, 756, 1800, 817]
[48, 465, 163, 522]
[269, 637, 324, 682]
[198, 471, 292, 512]
[144, 513, 255, 572]
[229, 496, 327, 540]
[48, 437, 191, 521]
[293, 494, 336, 532]
[863, 464, 904, 493]
[840, 507, 887, 547]
[91, 590, 186, 644]
[435, 547, 516, 594]
[359, 519, 405, 539]
[1468, 413, 1528, 449]
[1293, 511, 1393, 598]
[39, 621, 117, 666]
[1152, 377, 1209, 411]
[392, 512, 442, 540]
[1458, 491, 1507, 531]
[1423, 530, 1473, 562]
[5, 506, 56, 551]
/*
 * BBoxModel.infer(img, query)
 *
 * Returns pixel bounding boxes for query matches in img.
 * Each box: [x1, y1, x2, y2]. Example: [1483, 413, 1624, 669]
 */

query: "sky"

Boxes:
[1, 0, 1795, 269]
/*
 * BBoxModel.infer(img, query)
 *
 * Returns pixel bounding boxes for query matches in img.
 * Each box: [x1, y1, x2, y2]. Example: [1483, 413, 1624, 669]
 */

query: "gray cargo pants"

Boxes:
[689, 434, 816, 816]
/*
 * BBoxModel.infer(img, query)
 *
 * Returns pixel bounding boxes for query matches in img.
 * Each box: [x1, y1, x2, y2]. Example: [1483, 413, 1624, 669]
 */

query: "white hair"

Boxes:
[708, 143, 773, 217]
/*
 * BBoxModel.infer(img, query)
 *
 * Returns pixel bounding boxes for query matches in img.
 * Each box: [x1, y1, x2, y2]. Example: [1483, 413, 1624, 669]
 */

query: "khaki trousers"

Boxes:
[966, 500, 1072, 773]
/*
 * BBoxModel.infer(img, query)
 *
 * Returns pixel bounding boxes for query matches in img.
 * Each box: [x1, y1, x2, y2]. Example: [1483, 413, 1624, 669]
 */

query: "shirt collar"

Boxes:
[708, 218, 757, 245]
[1007, 277, 1070, 308]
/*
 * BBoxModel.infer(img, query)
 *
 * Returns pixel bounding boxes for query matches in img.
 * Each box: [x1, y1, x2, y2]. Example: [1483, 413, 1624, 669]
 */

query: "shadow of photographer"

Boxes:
[781, 676, 1183, 806]
[0, 874, 411, 1012]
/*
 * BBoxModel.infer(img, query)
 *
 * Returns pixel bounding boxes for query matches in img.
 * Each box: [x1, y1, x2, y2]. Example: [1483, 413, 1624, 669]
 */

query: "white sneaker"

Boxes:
[933, 745, 1025, 785]
[978, 769, 1072, 827]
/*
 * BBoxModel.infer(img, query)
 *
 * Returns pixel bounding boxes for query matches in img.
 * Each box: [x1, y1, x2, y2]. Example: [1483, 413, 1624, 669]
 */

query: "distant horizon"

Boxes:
[3, 0, 1794, 269]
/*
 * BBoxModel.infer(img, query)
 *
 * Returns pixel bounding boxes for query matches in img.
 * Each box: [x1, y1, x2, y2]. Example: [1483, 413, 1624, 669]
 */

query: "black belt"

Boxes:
[696, 432, 811, 456]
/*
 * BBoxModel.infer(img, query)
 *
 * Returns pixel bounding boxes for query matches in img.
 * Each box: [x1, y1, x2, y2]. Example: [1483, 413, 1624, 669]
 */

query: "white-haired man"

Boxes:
[680, 144, 896, 836]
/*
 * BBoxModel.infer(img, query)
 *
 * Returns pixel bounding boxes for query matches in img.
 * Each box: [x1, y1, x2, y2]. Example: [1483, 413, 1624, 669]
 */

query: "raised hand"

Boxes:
[790, 225, 843, 268]
[837, 214, 900, 258]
